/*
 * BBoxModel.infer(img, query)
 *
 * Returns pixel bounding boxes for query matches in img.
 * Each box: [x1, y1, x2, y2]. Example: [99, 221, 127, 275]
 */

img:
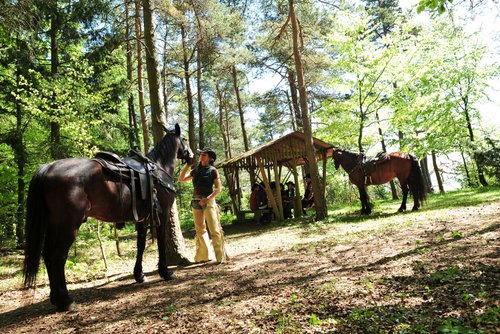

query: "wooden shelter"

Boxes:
[217, 131, 334, 222]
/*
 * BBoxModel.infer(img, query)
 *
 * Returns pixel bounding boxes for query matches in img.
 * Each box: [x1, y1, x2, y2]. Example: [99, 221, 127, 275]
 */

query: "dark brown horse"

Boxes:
[332, 149, 427, 214]
[23, 124, 193, 311]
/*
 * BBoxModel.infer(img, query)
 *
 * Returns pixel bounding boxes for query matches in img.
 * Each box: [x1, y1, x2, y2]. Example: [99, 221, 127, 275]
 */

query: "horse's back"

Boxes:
[41, 158, 102, 215]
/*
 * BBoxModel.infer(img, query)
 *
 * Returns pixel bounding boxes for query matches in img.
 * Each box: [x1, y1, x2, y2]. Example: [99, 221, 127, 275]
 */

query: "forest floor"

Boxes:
[1, 194, 499, 333]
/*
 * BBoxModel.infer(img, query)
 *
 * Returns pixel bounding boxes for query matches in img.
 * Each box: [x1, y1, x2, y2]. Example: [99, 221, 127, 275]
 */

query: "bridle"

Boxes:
[178, 136, 192, 164]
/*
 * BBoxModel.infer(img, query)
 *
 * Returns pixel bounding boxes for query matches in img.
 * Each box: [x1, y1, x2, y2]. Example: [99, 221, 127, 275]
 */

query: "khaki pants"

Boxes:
[192, 198, 226, 263]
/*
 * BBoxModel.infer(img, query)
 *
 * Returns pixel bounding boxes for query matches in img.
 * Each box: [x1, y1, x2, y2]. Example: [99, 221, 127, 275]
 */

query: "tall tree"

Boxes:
[289, 0, 327, 220]
[125, 0, 140, 149]
[143, 0, 191, 265]
[135, 0, 150, 152]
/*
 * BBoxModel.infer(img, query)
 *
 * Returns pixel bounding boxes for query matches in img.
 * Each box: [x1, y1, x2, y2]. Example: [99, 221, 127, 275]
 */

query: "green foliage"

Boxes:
[437, 318, 476, 334]
[429, 266, 461, 283]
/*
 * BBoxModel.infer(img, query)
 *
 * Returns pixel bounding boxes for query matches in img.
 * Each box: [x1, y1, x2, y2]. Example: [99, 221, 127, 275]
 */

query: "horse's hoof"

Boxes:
[412, 207, 419, 211]
[162, 271, 175, 281]
[56, 301, 77, 312]
[398, 208, 404, 213]
[134, 273, 145, 283]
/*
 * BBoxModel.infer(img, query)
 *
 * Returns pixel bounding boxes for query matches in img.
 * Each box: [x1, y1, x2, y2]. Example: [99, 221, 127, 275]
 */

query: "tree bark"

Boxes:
[143, 0, 191, 264]
[463, 100, 488, 186]
[125, 0, 140, 149]
[420, 155, 434, 193]
[287, 67, 302, 130]
[181, 24, 197, 150]
[14, 61, 26, 248]
[289, 0, 326, 220]
[285, 90, 297, 132]
[49, 0, 62, 160]
[216, 83, 231, 159]
[197, 52, 205, 149]
[375, 109, 398, 199]
[461, 150, 472, 187]
[431, 150, 444, 193]
[232, 65, 255, 184]
[143, 0, 167, 143]
[135, 0, 150, 152]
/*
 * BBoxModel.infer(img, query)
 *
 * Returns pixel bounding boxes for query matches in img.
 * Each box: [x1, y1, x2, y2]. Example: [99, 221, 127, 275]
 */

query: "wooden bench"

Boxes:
[235, 209, 271, 223]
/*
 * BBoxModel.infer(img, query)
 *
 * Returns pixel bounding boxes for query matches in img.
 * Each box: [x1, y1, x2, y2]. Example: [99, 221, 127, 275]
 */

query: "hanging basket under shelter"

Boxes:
[217, 131, 334, 223]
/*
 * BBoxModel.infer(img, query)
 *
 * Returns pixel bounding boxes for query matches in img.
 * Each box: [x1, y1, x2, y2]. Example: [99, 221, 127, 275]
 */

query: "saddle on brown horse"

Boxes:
[93, 150, 176, 222]
[359, 152, 391, 183]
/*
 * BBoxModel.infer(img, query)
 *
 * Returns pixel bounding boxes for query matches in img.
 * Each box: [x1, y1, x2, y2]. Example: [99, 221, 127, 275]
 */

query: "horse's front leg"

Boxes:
[398, 182, 408, 212]
[358, 186, 371, 215]
[133, 222, 147, 283]
[156, 214, 174, 281]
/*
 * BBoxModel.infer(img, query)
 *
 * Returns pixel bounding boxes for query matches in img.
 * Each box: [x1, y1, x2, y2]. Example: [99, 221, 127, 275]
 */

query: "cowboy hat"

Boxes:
[197, 147, 216, 161]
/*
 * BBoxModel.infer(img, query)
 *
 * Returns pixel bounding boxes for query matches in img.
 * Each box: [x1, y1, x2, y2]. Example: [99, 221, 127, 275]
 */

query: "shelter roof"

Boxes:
[217, 131, 334, 169]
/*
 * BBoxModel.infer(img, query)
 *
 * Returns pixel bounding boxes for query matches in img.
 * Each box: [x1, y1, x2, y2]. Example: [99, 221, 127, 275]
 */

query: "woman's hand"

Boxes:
[199, 198, 208, 207]
[178, 163, 193, 183]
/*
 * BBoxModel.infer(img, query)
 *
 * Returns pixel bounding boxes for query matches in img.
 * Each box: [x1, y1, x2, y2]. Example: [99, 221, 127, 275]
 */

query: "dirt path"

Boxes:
[1, 202, 499, 333]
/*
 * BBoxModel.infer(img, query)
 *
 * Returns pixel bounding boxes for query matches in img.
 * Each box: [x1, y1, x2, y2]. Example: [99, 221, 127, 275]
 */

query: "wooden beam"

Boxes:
[256, 156, 280, 220]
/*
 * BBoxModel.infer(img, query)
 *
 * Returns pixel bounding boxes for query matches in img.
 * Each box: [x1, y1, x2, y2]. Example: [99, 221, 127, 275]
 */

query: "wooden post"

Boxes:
[256, 156, 280, 219]
[291, 158, 302, 217]
[235, 168, 241, 210]
[224, 167, 239, 216]
[322, 150, 327, 198]
[273, 156, 284, 221]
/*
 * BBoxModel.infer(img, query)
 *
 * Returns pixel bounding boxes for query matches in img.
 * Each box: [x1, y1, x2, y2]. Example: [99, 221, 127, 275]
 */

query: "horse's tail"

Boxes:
[409, 155, 427, 205]
[23, 164, 51, 289]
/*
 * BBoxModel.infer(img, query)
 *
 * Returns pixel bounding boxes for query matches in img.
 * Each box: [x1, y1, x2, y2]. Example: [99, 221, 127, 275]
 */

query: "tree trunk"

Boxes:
[420, 155, 434, 193]
[197, 52, 205, 149]
[376, 109, 398, 199]
[463, 102, 488, 186]
[181, 24, 197, 150]
[216, 83, 231, 159]
[461, 150, 472, 187]
[125, 0, 140, 149]
[135, 0, 150, 152]
[143, 0, 167, 143]
[289, 0, 326, 220]
[15, 64, 26, 249]
[287, 67, 302, 130]
[232, 65, 255, 184]
[162, 25, 169, 120]
[50, 0, 62, 160]
[143, 0, 191, 264]
[285, 90, 297, 132]
[431, 150, 444, 193]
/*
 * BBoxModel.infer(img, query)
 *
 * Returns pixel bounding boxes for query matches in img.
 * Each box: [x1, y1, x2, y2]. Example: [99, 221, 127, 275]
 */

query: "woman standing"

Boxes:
[179, 147, 227, 264]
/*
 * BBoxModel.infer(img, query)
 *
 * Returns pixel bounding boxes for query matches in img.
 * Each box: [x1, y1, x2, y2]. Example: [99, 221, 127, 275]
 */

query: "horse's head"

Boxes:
[172, 124, 194, 164]
[332, 149, 342, 170]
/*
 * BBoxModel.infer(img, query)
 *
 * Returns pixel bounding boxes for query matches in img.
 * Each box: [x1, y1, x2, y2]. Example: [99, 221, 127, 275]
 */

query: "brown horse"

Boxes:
[332, 149, 427, 214]
[23, 124, 193, 311]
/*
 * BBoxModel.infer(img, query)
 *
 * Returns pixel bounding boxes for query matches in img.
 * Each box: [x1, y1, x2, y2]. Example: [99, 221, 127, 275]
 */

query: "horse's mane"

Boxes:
[147, 130, 178, 166]
[337, 149, 359, 158]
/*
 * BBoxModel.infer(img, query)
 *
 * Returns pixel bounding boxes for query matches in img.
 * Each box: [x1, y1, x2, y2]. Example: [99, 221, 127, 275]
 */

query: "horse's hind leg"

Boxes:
[43, 216, 81, 311]
[398, 182, 408, 212]
[133, 222, 147, 283]
[411, 185, 420, 211]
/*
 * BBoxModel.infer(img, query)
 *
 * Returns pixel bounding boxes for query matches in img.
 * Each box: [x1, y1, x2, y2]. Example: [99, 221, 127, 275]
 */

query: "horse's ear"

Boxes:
[175, 123, 181, 136]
